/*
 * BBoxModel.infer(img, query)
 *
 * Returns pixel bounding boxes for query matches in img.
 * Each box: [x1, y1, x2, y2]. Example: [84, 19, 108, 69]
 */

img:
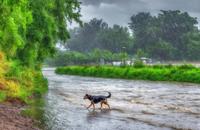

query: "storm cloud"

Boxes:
[71, 0, 200, 28]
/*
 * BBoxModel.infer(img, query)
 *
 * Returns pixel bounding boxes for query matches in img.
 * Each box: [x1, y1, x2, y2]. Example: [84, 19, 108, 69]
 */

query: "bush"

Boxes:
[133, 60, 145, 68]
[0, 92, 6, 102]
[178, 64, 196, 70]
[0, 52, 48, 103]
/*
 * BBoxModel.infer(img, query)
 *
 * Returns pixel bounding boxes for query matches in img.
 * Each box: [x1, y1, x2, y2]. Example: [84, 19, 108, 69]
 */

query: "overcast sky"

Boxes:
[69, 0, 200, 28]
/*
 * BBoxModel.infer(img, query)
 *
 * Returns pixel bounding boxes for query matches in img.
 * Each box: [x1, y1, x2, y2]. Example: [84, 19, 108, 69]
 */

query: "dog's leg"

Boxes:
[106, 103, 110, 109]
[104, 101, 110, 109]
[87, 103, 92, 109]
[100, 101, 103, 109]
[92, 103, 95, 110]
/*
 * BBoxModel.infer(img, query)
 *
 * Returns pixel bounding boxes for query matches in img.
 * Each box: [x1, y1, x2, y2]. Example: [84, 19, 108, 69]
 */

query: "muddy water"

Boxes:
[41, 68, 200, 130]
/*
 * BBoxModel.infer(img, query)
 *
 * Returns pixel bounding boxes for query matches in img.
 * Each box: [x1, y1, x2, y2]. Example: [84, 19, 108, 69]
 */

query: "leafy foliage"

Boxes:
[0, 0, 81, 102]
[129, 10, 200, 61]
[66, 10, 200, 61]
[67, 18, 133, 53]
[45, 49, 128, 66]
[0, 0, 32, 57]
[17, 0, 82, 66]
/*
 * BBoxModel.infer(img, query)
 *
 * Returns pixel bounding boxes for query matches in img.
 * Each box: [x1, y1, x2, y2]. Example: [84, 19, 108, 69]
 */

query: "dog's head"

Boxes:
[83, 94, 91, 99]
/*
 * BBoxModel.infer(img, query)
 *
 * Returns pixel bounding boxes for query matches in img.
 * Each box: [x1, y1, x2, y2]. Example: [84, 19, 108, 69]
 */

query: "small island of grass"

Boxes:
[55, 64, 200, 84]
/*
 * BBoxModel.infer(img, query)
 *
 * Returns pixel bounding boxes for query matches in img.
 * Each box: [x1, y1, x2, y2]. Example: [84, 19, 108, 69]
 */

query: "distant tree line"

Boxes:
[64, 10, 200, 62]
[129, 10, 200, 61]
[45, 49, 128, 66]
[66, 19, 133, 54]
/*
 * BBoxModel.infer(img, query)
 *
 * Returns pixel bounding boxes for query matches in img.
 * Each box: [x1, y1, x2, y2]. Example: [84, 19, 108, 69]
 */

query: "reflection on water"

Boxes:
[28, 68, 200, 130]
[86, 110, 111, 123]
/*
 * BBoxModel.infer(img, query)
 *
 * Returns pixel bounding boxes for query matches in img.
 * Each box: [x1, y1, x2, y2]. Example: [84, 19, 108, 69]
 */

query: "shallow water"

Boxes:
[40, 68, 200, 130]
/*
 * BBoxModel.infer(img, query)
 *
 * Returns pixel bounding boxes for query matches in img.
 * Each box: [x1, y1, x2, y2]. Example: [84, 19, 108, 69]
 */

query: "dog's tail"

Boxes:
[106, 92, 111, 98]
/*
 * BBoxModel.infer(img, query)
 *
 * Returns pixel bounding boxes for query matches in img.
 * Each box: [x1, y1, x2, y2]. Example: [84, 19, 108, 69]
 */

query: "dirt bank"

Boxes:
[0, 102, 39, 130]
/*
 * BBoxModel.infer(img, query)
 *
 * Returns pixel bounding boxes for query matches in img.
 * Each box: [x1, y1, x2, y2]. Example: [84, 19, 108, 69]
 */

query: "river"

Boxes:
[39, 68, 200, 130]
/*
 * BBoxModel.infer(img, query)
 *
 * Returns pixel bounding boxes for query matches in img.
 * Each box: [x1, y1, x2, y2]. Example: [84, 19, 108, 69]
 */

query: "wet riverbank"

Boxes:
[40, 68, 200, 130]
[0, 102, 39, 130]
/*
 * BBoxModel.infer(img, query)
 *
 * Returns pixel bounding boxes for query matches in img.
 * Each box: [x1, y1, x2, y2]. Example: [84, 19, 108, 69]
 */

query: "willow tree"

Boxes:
[0, 0, 82, 101]
[0, 0, 81, 68]
[0, 0, 32, 57]
[17, 0, 82, 67]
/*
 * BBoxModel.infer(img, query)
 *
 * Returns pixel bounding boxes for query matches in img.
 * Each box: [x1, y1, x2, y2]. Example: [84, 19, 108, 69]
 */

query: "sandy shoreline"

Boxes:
[0, 102, 39, 130]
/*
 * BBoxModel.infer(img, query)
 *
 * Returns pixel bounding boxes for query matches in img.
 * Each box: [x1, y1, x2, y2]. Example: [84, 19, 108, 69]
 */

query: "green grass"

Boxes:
[0, 91, 6, 102]
[55, 64, 200, 84]
[0, 63, 48, 103]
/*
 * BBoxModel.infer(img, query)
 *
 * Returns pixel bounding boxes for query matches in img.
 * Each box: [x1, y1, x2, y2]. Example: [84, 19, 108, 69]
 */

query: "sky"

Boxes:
[69, 0, 200, 28]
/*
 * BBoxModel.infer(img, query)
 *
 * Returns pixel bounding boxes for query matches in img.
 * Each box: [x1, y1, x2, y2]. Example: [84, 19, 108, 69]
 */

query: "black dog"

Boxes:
[83, 92, 111, 110]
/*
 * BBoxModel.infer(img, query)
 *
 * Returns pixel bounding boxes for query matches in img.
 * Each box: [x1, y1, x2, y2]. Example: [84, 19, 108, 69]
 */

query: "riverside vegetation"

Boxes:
[0, 0, 81, 129]
[0, 52, 47, 102]
[56, 64, 200, 84]
[47, 10, 200, 69]
[63, 10, 200, 61]
[0, 0, 81, 103]
[52, 10, 200, 84]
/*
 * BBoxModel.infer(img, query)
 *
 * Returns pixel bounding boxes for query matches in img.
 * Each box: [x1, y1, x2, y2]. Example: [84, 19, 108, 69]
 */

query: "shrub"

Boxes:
[133, 60, 145, 68]
[0, 52, 48, 103]
[0, 91, 6, 102]
[178, 64, 196, 70]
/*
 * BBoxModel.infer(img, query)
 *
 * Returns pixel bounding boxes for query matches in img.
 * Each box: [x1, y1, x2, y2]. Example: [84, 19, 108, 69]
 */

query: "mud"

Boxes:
[0, 103, 39, 130]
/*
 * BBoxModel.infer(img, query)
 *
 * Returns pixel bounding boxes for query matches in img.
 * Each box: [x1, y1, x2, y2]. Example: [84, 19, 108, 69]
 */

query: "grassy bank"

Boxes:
[0, 52, 48, 103]
[55, 65, 200, 84]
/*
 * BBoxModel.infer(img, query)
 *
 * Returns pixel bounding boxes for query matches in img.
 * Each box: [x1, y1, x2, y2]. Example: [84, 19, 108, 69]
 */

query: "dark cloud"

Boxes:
[79, 0, 146, 6]
[149, 0, 200, 12]
[71, 0, 200, 28]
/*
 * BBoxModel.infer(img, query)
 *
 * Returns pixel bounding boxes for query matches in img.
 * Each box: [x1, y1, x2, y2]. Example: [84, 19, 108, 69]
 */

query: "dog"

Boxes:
[83, 92, 111, 110]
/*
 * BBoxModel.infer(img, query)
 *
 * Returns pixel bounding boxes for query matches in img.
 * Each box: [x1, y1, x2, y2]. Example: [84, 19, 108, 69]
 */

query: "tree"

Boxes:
[184, 31, 200, 60]
[148, 40, 174, 61]
[129, 10, 199, 61]
[0, 0, 32, 57]
[158, 10, 198, 60]
[129, 12, 158, 52]
[67, 18, 108, 52]
[67, 19, 133, 54]
[0, 0, 82, 102]
[16, 0, 82, 67]
[96, 25, 133, 53]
